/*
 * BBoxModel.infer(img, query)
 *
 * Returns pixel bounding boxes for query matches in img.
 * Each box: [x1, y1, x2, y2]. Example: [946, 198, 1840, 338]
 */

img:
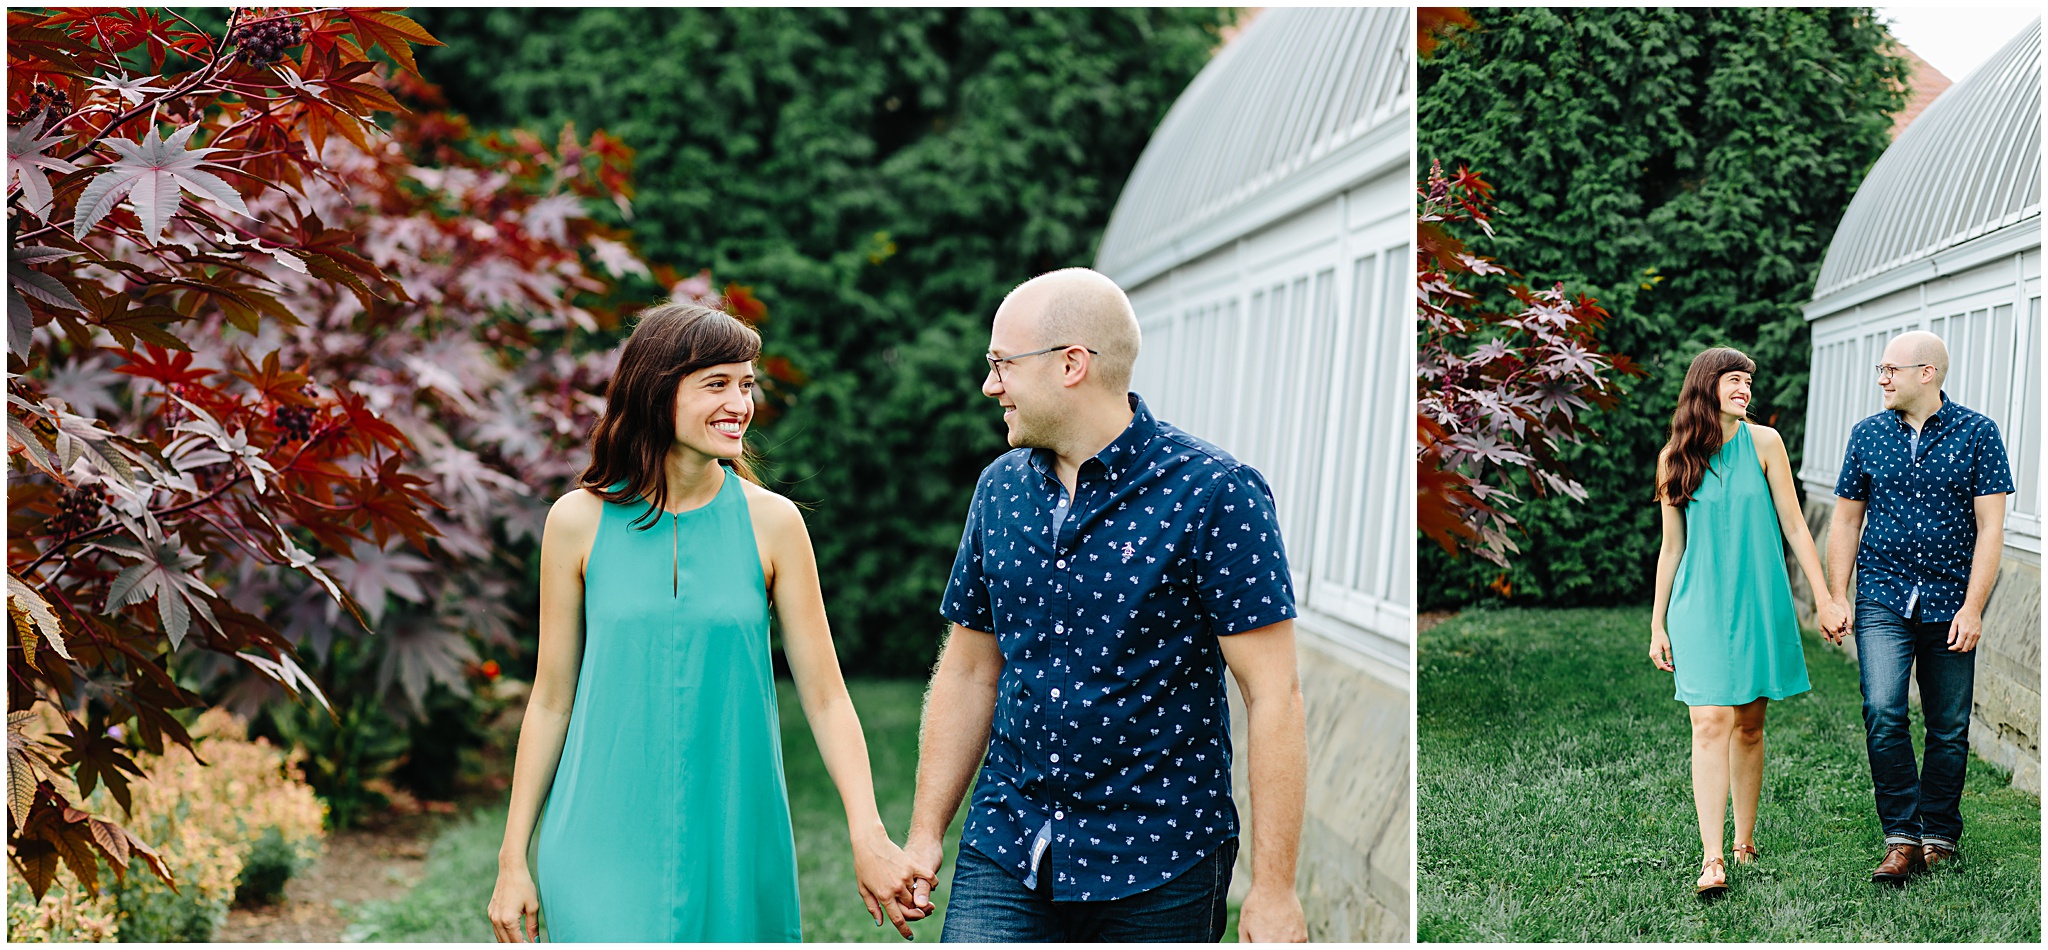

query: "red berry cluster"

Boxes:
[48, 485, 106, 539]
[229, 14, 305, 67]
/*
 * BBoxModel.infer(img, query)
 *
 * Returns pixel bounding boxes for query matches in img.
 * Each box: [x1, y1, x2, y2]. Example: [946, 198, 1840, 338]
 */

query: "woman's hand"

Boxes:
[487, 866, 542, 942]
[852, 828, 923, 940]
[1649, 627, 1675, 672]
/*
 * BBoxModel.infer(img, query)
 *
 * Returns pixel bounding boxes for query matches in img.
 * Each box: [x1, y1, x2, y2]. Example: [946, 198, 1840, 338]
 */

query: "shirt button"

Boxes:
[1056, 558, 1066, 569]
[1051, 753, 1060, 763]
[1051, 688, 1061, 699]
[1054, 810, 1064, 820]
[1054, 623, 1064, 634]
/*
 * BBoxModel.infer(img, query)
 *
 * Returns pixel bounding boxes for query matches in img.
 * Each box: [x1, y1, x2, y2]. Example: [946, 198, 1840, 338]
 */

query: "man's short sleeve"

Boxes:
[1973, 418, 2017, 497]
[1835, 424, 1870, 501]
[1191, 463, 1297, 635]
[939, 475, 993, 630]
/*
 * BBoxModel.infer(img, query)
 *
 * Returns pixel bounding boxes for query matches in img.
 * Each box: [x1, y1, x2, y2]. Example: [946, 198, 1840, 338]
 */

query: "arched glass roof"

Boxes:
[1813, 19, 2041, 299]
[1094, 7, 1409, 278]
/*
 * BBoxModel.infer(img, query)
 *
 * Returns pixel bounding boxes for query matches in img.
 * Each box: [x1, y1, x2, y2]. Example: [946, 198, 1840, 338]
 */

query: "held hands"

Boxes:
[1817, 596, 1851, 645]
[1648, 627, 1675, 672]
[1239, 881, 1308, 943]
[853, 827, 927, 940]
[896, 834, 944, 924]
[487, 865, 542, 943]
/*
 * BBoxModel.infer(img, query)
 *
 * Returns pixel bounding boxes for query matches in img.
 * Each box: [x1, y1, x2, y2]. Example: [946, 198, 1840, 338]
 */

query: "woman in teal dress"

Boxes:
[1649, 347, 1846, 897]
[485, 303, 924, 941]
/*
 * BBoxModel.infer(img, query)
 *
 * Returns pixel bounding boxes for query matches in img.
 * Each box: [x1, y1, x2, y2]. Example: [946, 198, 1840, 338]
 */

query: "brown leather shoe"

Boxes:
[1923, 843, 1957, 870]
[1871, 843, 1923, 883]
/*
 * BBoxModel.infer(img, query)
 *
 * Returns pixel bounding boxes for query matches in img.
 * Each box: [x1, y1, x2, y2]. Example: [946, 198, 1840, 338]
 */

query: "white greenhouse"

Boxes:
[1094, 8, 1410, 941]
[1799, 19, 2041, 791]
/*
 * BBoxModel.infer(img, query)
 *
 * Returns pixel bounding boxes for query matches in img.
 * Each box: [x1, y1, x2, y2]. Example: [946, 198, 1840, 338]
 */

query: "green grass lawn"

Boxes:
[1417, 607, 2040, 943]
[347, 679, 1243, 942]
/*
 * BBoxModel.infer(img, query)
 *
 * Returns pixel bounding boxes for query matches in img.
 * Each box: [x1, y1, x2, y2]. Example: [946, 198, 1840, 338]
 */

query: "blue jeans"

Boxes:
[939, 838, 1236, 942]
[1854, 597, 1975, 849]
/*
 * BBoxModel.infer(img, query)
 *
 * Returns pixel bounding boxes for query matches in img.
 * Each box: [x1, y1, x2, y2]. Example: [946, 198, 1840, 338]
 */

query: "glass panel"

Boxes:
[2019, 296, 2041, 520]
[1322, 253, 1373, 595]
[1379, 247, 1410, 608]
[1292, 268, 1338, 568]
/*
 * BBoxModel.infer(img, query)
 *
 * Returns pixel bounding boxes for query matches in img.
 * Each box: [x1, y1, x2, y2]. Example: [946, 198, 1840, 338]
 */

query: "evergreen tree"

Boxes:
[1417, 7, 1909, 607]
[413, 8, 1231, 671]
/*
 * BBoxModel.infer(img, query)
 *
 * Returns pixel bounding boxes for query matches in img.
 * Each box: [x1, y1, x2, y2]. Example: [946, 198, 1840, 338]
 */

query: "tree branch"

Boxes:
[13, 472, 250, 581]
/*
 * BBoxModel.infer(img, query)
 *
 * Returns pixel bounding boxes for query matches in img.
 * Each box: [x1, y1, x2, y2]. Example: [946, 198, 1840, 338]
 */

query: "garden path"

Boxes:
[216, 814, 438, 942]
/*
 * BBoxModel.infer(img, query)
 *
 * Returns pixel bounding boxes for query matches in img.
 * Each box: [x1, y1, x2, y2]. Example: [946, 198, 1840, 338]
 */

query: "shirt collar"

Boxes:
[1027, 392, 1160, 482]
[1892, 391, 1952, 431]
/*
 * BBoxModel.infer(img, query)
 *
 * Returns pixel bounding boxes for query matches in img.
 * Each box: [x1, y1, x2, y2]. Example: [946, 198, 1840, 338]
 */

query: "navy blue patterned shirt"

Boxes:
[940, 392, 1296, 901]
[1835, 393, 2014, 623]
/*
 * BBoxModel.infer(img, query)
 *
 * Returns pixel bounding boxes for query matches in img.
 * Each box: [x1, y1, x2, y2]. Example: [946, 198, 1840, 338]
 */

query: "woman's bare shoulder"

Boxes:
[740, 478, 804, 530]
[546, 488, 605, 537]
[1745, 422, 1787, 452]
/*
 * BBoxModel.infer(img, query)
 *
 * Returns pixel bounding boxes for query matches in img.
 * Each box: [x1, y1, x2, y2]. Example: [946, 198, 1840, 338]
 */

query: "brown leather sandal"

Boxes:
[1696, 856, 1728, 897]
[1731, 843, 1760, 865]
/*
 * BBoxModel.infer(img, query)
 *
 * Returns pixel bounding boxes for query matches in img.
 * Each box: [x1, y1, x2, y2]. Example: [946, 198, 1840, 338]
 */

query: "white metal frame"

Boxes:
[1100, 7, 1413, 670]
[1124, 170, 1409, 668]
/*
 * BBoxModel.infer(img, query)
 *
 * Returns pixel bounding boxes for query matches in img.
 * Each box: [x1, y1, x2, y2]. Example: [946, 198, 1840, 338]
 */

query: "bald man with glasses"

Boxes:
[1824, 330, 2014, 884]
[893, 268, 1310, 942]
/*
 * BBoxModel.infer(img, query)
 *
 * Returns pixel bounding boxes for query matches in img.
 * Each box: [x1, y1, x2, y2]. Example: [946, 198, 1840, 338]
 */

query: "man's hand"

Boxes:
[1817, 597, 1850, 645]
[852, 828, 924, 939]
[1238, 882, 1307, 943]
[1947, 605, 1984, 653]
[894, 834, 945, 922]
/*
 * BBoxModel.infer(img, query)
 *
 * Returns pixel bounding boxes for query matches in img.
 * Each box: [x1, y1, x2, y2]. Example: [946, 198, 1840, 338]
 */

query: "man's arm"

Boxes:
[1949, 493, 2007, 653]
[900, 624, 1002, 918]
[1825, 498, 1868, 643]
[1217, 619, 1308, 943]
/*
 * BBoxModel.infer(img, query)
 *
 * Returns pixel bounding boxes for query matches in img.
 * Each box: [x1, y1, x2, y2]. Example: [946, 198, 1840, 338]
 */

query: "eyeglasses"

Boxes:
[986, 344, 1098, 383]
[1875, 363, 1931, 380]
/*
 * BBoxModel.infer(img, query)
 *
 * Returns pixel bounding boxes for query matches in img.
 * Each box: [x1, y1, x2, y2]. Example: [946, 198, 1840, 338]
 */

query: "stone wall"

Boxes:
[1789, 495, 2041, 793]
[1226, 625, 1409, 941]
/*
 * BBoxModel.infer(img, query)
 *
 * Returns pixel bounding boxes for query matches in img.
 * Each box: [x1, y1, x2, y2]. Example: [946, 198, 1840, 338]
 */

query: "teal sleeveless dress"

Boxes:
[534, 469, 803, 941]
[1665, 424, 1812, 706]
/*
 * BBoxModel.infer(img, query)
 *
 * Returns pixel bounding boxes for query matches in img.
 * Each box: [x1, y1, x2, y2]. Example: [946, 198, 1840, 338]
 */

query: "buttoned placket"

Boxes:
[1900, 411, 1944, 616]
[1045, 461, 1089, 894]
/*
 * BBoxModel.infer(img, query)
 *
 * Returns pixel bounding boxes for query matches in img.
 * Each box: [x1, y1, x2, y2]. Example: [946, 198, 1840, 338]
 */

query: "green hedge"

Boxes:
[1417, 7, 1909, 607]
[413, 9, 1231, 672]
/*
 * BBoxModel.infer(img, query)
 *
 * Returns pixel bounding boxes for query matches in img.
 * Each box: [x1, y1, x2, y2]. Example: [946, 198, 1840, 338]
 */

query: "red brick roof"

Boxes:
[1890, 43, 1953, 139]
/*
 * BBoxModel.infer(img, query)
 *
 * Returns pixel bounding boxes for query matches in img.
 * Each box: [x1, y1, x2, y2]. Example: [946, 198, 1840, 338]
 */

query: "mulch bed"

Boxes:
[215, 812, 440, 942]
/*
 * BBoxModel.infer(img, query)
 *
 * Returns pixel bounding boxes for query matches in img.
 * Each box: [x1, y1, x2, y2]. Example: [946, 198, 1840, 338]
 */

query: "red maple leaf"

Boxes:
[723, 283, 768, 324]
[335, 9, 443, 77]
[110, 344, 216, 388]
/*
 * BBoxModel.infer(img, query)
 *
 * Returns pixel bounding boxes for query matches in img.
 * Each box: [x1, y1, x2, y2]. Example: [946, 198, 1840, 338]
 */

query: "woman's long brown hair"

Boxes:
[580, 302, 763, 528]
[1658, 347, 1756, 508]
